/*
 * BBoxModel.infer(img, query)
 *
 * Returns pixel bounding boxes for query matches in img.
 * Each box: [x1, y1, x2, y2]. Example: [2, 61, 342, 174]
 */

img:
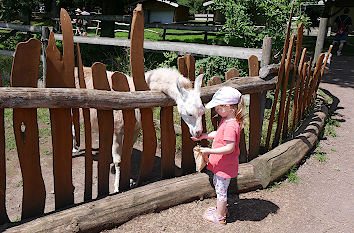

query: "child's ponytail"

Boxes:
[235, 96, 245, 129]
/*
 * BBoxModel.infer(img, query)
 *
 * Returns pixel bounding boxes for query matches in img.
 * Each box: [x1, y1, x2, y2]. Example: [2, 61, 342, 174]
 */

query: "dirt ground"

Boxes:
[3, 56, 354, 232]
[103, 55, 354, 233]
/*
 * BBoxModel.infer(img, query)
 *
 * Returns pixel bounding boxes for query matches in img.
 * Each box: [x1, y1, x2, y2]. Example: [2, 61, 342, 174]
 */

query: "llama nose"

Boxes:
[196, 130, 203, 138]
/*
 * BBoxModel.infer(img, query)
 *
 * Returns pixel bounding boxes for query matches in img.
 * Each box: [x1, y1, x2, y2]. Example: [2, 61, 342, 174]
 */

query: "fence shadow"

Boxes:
[322, 56, 354, 89]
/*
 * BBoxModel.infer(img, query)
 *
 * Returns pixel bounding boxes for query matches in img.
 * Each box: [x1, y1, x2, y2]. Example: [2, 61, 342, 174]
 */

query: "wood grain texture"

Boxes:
[76, 43, 93, 201]
[130, 4, 157, 184]
[111, 72, 136, 191]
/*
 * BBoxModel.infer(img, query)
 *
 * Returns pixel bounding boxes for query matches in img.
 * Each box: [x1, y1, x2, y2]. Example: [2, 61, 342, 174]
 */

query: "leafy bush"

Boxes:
[196, 56, 248, 85]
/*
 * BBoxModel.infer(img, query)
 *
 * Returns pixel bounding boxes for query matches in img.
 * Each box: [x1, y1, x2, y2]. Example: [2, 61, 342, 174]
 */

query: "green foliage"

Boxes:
[211, 0, 311, 52]
[195, 56, 248, 85]
[314, 150, 327, 163]
[157, 52, 179, 69]
[177, 0, 205, 14]
[286, 165, 299, 183]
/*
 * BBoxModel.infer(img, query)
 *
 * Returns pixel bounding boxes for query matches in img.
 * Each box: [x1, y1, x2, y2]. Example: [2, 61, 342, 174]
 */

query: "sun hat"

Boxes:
[205, 86, 242, 109]
[75, 8, 82, 12]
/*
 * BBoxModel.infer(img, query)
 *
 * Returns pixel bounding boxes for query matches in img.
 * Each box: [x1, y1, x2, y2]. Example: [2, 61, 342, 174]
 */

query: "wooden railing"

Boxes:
[0, 4, 332, 226]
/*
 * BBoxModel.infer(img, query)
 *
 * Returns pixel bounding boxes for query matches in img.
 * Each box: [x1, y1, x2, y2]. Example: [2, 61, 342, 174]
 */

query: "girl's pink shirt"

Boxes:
[207, 119, 240, 178]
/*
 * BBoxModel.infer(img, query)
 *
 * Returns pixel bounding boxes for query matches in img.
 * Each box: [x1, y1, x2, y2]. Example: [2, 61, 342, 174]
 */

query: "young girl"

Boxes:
[192, 86, 244, 225]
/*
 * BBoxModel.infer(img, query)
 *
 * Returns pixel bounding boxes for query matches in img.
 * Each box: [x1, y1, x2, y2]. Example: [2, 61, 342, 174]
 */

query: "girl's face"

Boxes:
[215, 105, 233, 118]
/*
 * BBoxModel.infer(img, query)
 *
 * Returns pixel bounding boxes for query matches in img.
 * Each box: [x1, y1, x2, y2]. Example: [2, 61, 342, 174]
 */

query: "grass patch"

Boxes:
[267, 181, 283, 191]
[314, 150, 328, 163]
[286, 165, 299, 183]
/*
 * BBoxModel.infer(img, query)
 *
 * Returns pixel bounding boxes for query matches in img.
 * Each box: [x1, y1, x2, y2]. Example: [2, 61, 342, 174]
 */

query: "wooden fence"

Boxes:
[0, 4, 332, 226]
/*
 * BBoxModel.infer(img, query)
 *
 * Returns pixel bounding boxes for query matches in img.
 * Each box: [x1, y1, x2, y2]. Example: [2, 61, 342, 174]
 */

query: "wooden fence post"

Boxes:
[45, 9, 76, 210]
[130, 4, 157, 184]
[178, 55, 197, 175]
[248, 55, 261, 160]
[76, 44, 93, 201]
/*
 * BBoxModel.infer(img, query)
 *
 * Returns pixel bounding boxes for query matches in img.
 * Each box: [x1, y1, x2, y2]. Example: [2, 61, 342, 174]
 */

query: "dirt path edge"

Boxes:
[3, 99, 329, 233]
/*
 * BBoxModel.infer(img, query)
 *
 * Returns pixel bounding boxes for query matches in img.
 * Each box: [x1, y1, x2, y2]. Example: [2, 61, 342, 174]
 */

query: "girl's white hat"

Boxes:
[205, 86, 242, 109]
[75, 8, 82, 12]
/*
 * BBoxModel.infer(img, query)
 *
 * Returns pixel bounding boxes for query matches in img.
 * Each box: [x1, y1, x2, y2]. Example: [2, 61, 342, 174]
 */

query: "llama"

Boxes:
[75, 67, 205, 192]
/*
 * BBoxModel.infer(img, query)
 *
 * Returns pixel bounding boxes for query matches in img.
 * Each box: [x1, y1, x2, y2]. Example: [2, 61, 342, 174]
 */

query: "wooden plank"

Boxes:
[248, 55, 261, 160]
[298, 62, 309, 122]
[130, 4, 157, 184]
[290, 48, 307, 131]
[307, 53, 325, 106]
[92, 63, 114, 197]
[0, 75, 9, 224]
[282, 23, 304, 139]
[272, 35, 296, 148]
[225, 68, 239, 80]
[317, 45, 333, 92]
[264, 4, 294, 150]
[11, 38, 46, 220]
[178, 56, 196, 175]
[160, 106, 176, 179]
[46, 32, 74, 209]
[300, 59, 313, 118]
[76, 43, 93, 201]
[61, 9, 81, 154]
[46, 9, 75, 209]
[111, 72, 136, 191]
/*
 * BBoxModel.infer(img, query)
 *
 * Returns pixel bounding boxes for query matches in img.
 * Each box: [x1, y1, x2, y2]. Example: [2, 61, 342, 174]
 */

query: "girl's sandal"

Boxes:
[204, 211, 226, 225]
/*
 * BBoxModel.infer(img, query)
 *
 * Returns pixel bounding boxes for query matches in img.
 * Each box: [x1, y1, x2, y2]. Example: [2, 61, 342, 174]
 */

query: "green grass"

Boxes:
[286, 166, 299, 183]
[314, 150, 328, 163]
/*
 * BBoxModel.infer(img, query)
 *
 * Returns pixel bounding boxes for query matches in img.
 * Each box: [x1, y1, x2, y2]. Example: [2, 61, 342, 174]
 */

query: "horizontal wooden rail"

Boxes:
[0, 22, 43, 33]
[0, 76, 276, 109]
[53, 34, 263, 59]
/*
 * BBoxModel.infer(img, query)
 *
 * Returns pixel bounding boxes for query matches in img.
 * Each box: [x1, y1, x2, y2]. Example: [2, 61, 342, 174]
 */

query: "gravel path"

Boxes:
[105, 55, 354, 233]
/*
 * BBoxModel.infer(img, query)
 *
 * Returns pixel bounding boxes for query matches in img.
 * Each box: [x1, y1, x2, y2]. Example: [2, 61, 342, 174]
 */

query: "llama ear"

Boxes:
[177, 80, 188, 100]
[194, 74, 204, 93]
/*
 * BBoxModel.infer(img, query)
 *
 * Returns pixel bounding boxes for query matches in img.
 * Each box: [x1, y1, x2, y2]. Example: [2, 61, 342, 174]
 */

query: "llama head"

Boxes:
[176, 74, 205, 138]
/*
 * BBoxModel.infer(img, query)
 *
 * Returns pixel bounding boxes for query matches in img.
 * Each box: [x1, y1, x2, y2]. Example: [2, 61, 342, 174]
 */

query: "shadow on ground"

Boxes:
[227, 196, 279, 223]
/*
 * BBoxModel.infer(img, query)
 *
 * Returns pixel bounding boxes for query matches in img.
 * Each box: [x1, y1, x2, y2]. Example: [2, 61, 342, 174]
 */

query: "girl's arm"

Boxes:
[191, 131, 217, 141]
[200, 141, 235, 156]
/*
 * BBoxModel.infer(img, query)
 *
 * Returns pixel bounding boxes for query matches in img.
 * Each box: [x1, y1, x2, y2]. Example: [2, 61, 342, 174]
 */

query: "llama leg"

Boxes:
[72, 124, 80, 153]
[112, 132, 123, 193]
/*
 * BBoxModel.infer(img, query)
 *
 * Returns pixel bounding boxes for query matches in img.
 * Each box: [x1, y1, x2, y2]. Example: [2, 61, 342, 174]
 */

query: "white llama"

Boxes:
[75, 67, 205, 192]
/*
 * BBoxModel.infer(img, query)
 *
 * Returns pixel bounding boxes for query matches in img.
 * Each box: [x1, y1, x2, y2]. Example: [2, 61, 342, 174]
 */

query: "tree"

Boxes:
[211, 0, 314, 51]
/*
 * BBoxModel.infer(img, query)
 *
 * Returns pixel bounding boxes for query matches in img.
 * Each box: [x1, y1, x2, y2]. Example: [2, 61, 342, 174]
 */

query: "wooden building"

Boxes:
[128, 0, 190, 24]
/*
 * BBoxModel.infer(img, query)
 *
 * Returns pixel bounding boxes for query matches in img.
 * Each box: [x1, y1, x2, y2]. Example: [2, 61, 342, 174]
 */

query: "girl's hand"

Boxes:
[199, 147, 211, 156]
[191, 133, 207, 141]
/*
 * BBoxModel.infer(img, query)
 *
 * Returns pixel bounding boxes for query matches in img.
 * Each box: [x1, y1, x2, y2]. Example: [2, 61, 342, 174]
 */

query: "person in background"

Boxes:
[192, 86, 245, 225]
[74, 8, 83, 35]
[81, 7, 90, 36]
[332, 8, 352, 56]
